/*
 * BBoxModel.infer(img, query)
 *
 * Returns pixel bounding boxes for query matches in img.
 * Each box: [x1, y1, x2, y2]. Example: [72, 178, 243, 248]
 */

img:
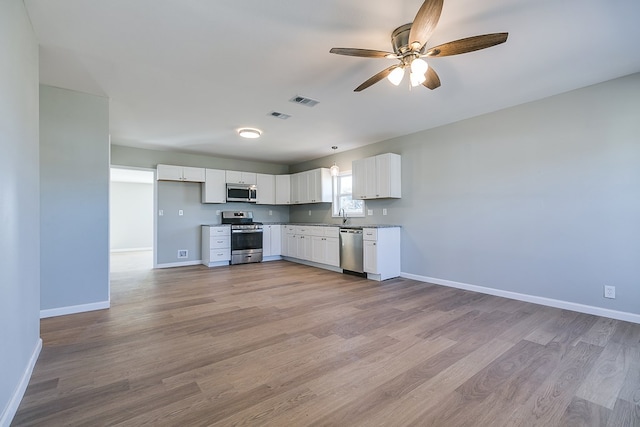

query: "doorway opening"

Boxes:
[110, 167, 154, 273]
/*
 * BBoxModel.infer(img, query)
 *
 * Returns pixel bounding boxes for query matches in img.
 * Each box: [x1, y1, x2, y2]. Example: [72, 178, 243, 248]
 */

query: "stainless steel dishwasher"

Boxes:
[340, 228, 364, 273]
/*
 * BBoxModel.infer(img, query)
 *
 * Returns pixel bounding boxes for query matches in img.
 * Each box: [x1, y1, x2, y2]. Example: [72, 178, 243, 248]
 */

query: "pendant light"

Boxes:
[329, 146, 339, 177]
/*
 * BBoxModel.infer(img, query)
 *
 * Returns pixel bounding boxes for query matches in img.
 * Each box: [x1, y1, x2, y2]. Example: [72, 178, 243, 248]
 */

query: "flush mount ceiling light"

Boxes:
[329, 146, 340, 177]
[238, 128, 262, 139]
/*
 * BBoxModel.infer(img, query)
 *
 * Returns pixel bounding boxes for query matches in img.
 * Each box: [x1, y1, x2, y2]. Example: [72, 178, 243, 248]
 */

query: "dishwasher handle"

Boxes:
[340, 229, 363, 234]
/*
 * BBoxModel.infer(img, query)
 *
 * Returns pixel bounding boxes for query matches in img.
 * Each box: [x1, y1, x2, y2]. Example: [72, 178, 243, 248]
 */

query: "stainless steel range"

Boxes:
[221, 211, 263, 265]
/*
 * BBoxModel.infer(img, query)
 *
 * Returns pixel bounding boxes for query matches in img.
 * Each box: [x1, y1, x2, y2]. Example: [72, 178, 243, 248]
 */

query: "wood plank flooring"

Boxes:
[12, 259, 640, 426]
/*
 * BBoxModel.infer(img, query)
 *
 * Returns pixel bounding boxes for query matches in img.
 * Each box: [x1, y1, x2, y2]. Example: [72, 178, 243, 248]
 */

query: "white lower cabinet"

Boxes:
[201, 225, 231, 267]
[283, 225, 340, 269]
[263, 225, 282, 258]
[363, 227, 401, 281]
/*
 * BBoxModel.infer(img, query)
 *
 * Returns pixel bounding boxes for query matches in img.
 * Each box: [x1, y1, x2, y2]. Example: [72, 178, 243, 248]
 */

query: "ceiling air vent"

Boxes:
[269, 111, 291, 120]
[290, 95, 319, 107]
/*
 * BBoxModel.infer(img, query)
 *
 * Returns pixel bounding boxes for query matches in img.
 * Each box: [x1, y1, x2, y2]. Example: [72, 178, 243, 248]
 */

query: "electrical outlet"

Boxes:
[269, 210, 273, 216]
[216, 210, 221, 216]
[604, 285, 616, 299]
[308, 210, 311, 216]
[368, 209, 373, 216]
[178, 209, 184, 216]
[383, 208, 387, 216]
[158, 209, 164, 216]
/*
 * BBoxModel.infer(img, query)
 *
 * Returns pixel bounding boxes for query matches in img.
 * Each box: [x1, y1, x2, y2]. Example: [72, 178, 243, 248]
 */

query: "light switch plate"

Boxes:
[178, 209, 184, 216]
[159, 209, 164, 216]
[368, 209, 373, 216]
[383, 208, 388, 215]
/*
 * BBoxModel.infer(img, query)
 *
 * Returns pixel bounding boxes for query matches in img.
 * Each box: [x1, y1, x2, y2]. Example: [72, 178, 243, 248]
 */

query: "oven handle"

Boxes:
[231, 229, 263, 233]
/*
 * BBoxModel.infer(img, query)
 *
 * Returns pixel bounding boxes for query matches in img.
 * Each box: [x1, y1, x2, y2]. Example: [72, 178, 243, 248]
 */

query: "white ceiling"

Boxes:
[25, 0, 640, 165]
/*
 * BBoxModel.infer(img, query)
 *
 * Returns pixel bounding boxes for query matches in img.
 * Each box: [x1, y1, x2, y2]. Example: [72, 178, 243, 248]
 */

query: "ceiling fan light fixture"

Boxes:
[410, 57, 429, 75]
[387, 66, 405, 86]
[238, 128, 262, 139]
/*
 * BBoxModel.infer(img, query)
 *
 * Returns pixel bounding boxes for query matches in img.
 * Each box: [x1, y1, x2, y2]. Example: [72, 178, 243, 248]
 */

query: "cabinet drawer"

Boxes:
[324, 227, 340, 238]
[363, 228, 377, 241]
[210, 236, 230, 249]
[210, 226, 230, 236]
[209, 249, 231, 262]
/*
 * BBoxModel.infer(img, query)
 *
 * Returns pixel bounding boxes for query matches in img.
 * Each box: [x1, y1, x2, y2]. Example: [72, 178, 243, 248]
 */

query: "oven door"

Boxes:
[231, 229, 263, 251]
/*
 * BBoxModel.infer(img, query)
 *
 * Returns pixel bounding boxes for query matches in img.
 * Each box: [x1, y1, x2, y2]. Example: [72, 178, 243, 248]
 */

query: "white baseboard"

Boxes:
[110, 247, 152, 253]
[401, 272, 640, 325]
[155, 260, 202, 269]
[1, 338, 42, 427]
[40, 300, 110, 319]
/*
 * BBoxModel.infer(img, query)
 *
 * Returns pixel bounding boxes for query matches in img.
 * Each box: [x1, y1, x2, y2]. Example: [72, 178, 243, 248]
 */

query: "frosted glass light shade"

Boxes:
[410, 71, 426, 87]
[410, 58, 429, 75]
[330, 163, 339, 177]
[387, 67, 405, 86]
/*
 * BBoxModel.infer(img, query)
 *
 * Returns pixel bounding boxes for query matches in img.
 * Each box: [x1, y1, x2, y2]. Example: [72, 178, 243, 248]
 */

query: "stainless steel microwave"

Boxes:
[226, 184, 257, 203]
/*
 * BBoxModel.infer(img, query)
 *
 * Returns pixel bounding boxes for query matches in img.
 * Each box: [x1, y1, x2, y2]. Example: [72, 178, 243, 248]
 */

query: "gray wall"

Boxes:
[0, 0, 40, 423]
[40, 85, 110, 311]
[157, 181, 289, 264]
[290, 73, 640, 316]
[110, 181, 153, 250]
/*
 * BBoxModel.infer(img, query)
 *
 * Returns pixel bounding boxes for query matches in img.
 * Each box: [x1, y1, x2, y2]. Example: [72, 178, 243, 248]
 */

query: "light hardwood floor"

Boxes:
[12, 259, 640, 426]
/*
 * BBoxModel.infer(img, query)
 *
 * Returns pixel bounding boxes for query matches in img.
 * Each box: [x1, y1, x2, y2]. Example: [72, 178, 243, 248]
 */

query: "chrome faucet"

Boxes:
[339, 208, 348, 224]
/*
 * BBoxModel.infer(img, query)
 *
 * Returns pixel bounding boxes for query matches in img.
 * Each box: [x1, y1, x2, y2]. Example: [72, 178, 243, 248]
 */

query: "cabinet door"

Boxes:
[157, 164, 184, 181]
[226, 170, 256, 184]
[275, 175, 291, 205]
[286, 233, 298, 257]
[351, 158, 367, 200]
[364, 240, 378, 274]
[270, 225, 282, 255]
[375, 153, 401, 198]
[182, 166, 205, 182]
[311, 236, 325, 264]
[202, 168, 226, 203]
[290, 173, 300, 204]
[256, 173, 275, 205]
[325, 237, 340, 267]
[263, 226, 272, 256]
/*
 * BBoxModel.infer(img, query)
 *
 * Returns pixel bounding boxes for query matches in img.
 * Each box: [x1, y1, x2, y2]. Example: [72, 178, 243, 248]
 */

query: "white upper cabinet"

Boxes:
[352, 153, 401, 200]
[290, 168, 332, 204]
[256, 173, 275, 205]
[275, 174, 291, 205]
[226, 170, 257, 185]
[201, 168, 226, 203]
[157, 164, 205, 182]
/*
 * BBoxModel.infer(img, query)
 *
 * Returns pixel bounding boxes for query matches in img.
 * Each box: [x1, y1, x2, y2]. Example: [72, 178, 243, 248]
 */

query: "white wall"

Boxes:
[40, 85, 110, 316]
[110, 181, 153, 251]
[290, 73, 640, 321]
[0, 1, 41, 425]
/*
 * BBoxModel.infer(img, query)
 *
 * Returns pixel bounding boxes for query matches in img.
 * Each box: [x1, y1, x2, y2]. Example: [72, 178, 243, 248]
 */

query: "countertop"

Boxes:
[202, 223, 400, 228]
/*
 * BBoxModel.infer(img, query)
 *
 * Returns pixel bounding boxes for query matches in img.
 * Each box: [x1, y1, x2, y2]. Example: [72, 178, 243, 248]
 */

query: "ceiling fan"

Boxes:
[329, 0, 508, 92]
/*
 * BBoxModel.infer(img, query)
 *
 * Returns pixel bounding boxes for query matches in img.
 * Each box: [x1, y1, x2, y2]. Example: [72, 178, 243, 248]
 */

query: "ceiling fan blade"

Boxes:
[330, 47, 396, 59]
[422, 66, 441, 90]
[408, 0, 444, 49]
[425, 33, 508, 57]
[354, 65, 398, 92]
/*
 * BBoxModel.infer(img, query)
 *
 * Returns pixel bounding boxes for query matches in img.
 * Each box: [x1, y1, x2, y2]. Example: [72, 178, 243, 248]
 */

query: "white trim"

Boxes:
[110, 247, 153, 253]
[40, 300, 110, 319]
[401, 272, 640, 325]
[1, 338, 42, 427]
[155, 260, 202, 269]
